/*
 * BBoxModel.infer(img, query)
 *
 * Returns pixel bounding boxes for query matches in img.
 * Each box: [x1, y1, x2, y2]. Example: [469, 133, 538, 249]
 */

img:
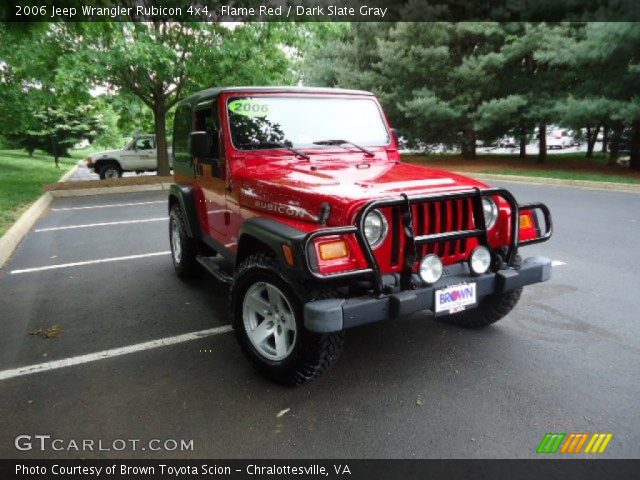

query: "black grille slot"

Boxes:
[390, 207, 400, 266]
[439, 201, 448, 255]
[451, 199, 460, 254]
[416, 204, 425, 258]
[428, 202, 437, 255]
[460, 198, 470, 252]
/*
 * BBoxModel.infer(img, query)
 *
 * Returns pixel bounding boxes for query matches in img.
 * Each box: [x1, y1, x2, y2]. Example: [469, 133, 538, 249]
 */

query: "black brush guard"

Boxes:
[304, 187, 552, 294]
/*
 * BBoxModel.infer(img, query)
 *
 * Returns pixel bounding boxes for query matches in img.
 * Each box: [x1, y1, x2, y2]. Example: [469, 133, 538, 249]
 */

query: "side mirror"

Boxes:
[390, 128, 400, 146]
[189, 131, 211, 158]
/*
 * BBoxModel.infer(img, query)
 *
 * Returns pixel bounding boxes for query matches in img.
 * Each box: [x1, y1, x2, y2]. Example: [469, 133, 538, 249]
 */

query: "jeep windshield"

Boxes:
[226, 96, 390, 152]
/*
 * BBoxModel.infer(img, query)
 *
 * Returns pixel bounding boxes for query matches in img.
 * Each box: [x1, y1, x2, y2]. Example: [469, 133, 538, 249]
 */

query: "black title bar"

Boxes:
[2, 0, 640, 22]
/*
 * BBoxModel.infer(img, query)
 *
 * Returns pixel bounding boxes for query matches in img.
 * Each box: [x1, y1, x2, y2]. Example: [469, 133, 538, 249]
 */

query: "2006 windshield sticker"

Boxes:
[228, 99, 270, 117]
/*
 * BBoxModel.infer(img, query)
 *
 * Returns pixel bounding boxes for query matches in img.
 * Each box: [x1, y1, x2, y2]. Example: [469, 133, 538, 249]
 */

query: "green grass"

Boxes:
[481, 169, 640, 184]
[0, 148, 95, 237]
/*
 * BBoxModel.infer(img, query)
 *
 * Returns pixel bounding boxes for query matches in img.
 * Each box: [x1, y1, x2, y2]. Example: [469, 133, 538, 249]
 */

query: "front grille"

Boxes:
[387, 197, 476, 266]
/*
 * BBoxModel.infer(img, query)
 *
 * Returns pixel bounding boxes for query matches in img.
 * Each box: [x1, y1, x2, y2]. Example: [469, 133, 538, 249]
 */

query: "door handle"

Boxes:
[224, 211, 231, 227]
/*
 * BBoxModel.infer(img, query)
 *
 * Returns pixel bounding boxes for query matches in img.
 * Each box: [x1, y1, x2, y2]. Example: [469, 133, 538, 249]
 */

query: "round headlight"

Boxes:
[363, 209, 388, 248]
[419, 254, 443, 284]
[482, 197, 498, 229]
[469, 246, 491, 275]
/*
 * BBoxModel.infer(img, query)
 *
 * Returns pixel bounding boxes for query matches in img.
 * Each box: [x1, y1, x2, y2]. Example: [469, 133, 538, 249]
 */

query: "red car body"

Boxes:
[173, 88, 543, 278]
[168, 86, 552, 383]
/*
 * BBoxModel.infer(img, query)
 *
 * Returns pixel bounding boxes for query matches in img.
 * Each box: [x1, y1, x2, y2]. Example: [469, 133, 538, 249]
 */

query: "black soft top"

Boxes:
[177, 86, 374, 108]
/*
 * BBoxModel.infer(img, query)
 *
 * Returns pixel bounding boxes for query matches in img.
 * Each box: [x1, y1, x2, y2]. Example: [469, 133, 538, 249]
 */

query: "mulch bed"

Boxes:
[402, 154, 640, 180]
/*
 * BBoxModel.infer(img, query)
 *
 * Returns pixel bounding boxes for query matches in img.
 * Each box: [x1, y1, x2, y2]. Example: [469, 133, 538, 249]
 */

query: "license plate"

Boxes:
[435, 283, 477, 315]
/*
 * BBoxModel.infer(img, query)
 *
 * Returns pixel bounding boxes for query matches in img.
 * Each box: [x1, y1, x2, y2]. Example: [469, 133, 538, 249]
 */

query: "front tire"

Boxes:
[439, 288, 522, 328]
[169, 204, 199, 278]
[98, 163, 122, 180]
[231, 253, 344, 385]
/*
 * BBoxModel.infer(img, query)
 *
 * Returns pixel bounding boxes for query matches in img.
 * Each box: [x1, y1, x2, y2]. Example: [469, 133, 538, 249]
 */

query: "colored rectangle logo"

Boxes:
[537, 433, 612, 454]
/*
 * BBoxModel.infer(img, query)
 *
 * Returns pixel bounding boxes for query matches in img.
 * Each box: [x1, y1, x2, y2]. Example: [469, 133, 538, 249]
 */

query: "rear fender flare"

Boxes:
[168, 184, 201, 238]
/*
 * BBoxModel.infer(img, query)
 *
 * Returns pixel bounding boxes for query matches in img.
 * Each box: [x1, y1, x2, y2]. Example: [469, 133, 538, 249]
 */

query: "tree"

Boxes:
[17, 103, 109, 157]
[0, 23, 98, 155]
[558, 97, 620, 158]
[543, 22, 640, 168]
[73, 22, 294, 176]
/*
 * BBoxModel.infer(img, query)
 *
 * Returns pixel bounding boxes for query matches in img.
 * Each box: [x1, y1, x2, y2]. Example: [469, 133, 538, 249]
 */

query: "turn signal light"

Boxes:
[318, 240, 349, 260]
[282, 244, 295, 266]
[519, 212, 533, 229]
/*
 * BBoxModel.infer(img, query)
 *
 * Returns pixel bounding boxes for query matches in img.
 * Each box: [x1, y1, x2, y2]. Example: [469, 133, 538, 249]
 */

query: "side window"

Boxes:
[135, 137, 153, 150]
[172, 104, 192, 175]
[194, 103, 222, 178]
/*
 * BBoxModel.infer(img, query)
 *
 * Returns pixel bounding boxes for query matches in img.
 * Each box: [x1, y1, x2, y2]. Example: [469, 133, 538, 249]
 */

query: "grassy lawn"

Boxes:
[479, 169, 640, 184]
[403, 152, 640, 185]
[0, 148, 92, 237]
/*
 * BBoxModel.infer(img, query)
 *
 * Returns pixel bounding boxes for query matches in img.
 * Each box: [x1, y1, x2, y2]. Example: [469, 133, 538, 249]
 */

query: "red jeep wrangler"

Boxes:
[168, 87, 552, 385]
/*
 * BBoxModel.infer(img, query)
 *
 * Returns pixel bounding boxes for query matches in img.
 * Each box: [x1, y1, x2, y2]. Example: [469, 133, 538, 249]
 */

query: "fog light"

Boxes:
[419, 254, 443, 284]
[469, 246, 491, 274]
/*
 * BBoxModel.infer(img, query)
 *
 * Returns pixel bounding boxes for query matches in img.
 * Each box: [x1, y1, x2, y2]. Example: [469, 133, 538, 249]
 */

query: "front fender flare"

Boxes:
[236, 217, 308, 277]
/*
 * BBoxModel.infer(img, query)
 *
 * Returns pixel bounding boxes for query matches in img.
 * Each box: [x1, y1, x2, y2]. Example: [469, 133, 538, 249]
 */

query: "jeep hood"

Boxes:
[235, 159, 488, 226]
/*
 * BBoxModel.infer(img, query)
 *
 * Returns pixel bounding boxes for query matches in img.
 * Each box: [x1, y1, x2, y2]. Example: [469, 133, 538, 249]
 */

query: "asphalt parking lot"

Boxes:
[0, 182, 639, 459]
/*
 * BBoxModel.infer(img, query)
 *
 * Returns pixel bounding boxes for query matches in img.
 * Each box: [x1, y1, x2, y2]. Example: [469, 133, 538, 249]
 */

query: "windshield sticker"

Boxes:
[228, 99, 270, 117]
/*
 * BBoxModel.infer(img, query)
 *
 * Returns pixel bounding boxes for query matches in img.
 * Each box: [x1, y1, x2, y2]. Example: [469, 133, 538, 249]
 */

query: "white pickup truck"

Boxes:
[85, 135, 171, 179]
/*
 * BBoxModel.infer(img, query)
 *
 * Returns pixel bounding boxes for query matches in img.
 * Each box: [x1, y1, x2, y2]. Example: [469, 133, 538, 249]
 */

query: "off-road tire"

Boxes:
[439, 287, 522, 328]
[169, 204, 199, 278]
[230, 253, 345, 386]
[98, 163, 122, 179]
[439, 255, 523, 328]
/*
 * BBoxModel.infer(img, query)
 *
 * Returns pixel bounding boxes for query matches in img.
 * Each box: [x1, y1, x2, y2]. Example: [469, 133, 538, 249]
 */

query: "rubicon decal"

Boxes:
[537, 432, 613, 454]
[253, 200, 317, 221]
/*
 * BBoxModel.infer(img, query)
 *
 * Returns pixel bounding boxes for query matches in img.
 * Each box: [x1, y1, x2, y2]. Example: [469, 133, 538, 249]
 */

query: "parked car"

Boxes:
[546, 130, 572, 150]
[168, 86, 553, 385]
[85, 134, 171, 179]
[498, 136, 517, 148]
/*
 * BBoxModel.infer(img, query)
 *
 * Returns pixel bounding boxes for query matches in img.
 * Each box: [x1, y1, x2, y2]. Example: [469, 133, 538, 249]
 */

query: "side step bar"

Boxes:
[196, 255, 233, 285]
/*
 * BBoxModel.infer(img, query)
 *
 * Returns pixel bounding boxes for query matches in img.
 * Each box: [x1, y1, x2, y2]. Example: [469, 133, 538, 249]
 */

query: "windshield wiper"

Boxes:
[312, 139, 375, 157]
[237, 141, 310, 160]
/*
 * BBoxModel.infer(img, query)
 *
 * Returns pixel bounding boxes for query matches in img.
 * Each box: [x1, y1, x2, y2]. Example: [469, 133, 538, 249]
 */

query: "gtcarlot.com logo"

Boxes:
[537, 432, 612, 454]
[15, 435, 194, 452]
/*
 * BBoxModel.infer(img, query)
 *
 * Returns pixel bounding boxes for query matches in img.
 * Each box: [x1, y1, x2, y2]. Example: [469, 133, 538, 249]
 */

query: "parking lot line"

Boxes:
[0, 325, 233, 382]
[51, 200, 166, 211]
[34, 217, 168, 232]
[10, 251, 171, 275]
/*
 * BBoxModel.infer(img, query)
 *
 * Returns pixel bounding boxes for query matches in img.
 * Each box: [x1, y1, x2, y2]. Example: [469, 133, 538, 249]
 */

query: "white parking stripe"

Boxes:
[10, 251, 171, 275]
[52, 201, 165, 211]
[35, 217, 167, 232]
[0, 325, 233, 382]
[552, 260, 566, 266]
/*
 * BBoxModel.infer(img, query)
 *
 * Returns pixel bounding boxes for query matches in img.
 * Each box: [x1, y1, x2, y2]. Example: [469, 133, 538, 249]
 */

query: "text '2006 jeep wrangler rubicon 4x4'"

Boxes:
[168, 87, 553, 385]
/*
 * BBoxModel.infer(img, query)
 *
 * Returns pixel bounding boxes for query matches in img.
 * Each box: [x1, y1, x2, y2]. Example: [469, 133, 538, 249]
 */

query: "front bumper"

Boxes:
[304, 256, 551, 333]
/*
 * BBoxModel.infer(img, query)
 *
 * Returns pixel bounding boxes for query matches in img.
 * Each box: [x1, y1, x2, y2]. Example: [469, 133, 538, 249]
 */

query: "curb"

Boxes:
[57, 161, 81, 183]
[0, 192, 53, 268]
[49, 183, 173, 197]
[457, 172, 640, 193]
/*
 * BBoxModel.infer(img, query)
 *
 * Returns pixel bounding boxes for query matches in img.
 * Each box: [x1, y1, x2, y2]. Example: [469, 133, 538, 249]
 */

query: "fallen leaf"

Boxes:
[416, 399, 425, 407]
[29, 324, 62, 339]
